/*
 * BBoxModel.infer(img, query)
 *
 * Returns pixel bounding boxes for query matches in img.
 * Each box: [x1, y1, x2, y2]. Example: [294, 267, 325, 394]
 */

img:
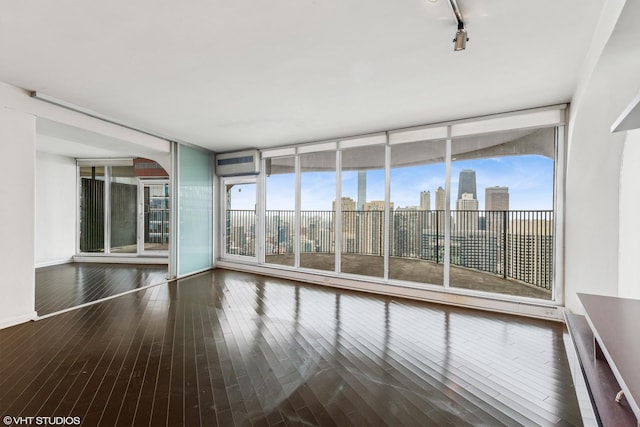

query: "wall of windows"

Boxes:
[225, 106, 564, 303]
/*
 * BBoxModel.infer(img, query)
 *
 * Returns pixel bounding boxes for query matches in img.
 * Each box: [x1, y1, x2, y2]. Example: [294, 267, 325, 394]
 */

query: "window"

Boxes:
[79, 166, 106, 253]
[340, 145, 386, 277]
[265, 156, 296, 266]
[222, 107, 564, 303]
[449, 128, 555, 300]
[299, 151, 336, 272]
[389, 140, 446, 285]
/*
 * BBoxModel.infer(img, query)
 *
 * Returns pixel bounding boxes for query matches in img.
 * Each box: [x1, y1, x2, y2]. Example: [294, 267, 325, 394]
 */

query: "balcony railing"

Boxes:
[227, 209, 554, 290]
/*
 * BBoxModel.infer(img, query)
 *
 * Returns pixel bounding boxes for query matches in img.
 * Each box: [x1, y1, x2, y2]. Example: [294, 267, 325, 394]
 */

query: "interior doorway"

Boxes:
[77, 159, 170, 259]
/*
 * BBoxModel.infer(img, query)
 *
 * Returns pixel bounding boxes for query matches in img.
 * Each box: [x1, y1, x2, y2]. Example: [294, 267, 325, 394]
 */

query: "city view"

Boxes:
[226, 153, 554, 299]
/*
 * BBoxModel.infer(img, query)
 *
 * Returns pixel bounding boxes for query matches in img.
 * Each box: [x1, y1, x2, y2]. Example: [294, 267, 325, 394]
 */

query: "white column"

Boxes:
[0, 107, 37, 328]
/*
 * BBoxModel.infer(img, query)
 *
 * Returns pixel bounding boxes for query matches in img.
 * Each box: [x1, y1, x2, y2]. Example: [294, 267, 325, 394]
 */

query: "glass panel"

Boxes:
[225, 182, 256, 257]
[110, 165, 137, 253]
[340, 145, 385, 277]
[178, 145, 213, 276]
[389, 140, 445, 286]
[143, 182, 170, 252]
[79, 166, 105, 252]
[449, 127, 555, 300]
[300, 151, 335, 272]
[265, 157, 295, 266]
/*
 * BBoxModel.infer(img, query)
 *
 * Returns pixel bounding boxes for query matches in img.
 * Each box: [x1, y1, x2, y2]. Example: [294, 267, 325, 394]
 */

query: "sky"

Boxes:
[229, 154, 554, 211]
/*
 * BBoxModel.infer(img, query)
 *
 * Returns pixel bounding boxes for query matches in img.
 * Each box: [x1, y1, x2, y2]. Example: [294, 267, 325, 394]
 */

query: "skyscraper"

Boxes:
[333, 197, 357, 212]
[455, 193, 479, 232]
[456, 193, 479, 211]
[457, 170, 477, 200]
[434, 186, 446, 231]
[485, 186, 509, 211]
[362, 201, 391, 255]
[420, 191, 430, 211]
[435, 187, 445, 210]
[357, 171, 366, 211]
[333, 197, 357, 254]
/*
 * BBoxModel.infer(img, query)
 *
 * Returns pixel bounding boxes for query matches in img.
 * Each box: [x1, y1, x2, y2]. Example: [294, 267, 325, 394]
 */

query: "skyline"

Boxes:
[232, 154, 554, 211]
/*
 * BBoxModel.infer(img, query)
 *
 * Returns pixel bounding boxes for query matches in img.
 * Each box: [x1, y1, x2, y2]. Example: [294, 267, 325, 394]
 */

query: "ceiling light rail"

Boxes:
[30, 91, 177, 144]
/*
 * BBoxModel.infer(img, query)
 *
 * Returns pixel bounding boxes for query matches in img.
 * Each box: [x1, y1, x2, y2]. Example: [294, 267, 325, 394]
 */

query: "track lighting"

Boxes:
[448, 0, 469, 51]
[453, 26, 468, 51]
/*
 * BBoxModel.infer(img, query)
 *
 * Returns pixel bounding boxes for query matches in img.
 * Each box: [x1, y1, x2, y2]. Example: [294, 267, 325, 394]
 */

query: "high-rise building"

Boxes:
[357, 171, 366, 211]
[435, 187, 445, 210]
[364, 200, 385, 211]
[455, 193, 479, 232]
[457, 170, 477, 200]
[485, 186, 509, 234]
[333, 197, 357, 212]
[393, 206, 423, 257]
[360, 201, 390, 255]
[486, 186, 509, 211]
[334, 197, 355, 254]
[434, 186, 446, 231]
[456, 193, 478, 210]
[420, 191, 430, 211]
[506, 219, 554, 289]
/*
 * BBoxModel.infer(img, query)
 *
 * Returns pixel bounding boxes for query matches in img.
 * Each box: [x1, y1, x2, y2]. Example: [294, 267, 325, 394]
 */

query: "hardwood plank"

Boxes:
[35, 263, 168, 316]
[1, 268, 583, 426]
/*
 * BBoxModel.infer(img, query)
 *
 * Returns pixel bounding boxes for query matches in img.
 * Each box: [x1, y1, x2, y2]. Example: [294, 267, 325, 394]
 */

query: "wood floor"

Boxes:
[35, 263, 168, 316]
[2, 269, 581, 426]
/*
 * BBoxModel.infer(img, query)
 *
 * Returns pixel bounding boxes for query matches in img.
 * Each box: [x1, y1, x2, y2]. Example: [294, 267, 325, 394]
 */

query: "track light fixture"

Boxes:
[448, 0, 469, 51]
[453, 26, 468, 51]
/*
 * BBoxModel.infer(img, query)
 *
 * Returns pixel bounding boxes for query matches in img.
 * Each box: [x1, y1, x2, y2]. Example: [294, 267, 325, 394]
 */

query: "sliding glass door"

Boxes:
[223, 178, 257, 260]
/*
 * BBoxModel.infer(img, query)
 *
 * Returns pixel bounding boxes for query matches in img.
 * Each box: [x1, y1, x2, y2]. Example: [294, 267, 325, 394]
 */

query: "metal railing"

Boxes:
[227, 209, 553, 290]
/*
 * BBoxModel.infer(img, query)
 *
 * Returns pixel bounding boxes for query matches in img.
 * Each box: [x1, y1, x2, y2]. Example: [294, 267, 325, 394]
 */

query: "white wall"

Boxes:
[618, 128, 640, 299]
[0, 107, 37, 328]
[0, 82, 171, 328]
[35, 151, 77, 267]
[565, 0, 640, 313]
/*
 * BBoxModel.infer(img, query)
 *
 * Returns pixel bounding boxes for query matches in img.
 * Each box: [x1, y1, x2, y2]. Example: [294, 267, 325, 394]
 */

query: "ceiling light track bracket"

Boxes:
[448, 0, 469, 51]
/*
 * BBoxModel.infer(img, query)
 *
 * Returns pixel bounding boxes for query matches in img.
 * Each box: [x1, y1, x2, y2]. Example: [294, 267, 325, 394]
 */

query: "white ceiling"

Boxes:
[0, 0, 605, 153]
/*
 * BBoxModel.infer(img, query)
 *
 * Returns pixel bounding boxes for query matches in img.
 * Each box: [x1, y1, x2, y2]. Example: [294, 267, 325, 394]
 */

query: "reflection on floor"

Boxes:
[35, 262, 168, 316]
[4, 269, 581, 426]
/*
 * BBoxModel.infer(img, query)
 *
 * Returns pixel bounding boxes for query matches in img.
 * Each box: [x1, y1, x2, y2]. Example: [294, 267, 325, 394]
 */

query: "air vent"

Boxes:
[215, 150, 260, 177]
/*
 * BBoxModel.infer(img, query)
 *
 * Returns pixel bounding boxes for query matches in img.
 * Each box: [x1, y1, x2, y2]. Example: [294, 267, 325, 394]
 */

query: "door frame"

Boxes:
[220, 176, 259, 262]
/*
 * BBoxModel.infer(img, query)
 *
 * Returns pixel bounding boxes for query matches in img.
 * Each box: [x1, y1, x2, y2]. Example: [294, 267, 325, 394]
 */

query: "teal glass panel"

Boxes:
[178, 145, 213, 276]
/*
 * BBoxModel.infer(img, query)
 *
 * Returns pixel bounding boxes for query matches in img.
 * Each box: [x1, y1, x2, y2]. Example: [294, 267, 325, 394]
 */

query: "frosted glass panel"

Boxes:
[178, 145, 213, 276]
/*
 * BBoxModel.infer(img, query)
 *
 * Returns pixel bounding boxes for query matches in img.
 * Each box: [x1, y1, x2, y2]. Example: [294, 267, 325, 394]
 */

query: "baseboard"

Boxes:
[73, 255, 168, 265]
[0, 311, 38, 330]
[35, 257, 74, 269]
